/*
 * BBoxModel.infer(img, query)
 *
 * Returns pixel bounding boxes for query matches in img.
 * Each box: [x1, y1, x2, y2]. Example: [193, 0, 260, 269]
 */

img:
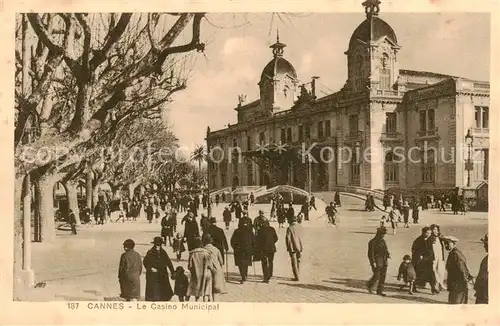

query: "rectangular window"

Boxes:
[246, 162, 253, 186]
[349, 115, 358, 131]
[259, 132, 265, 145]
[422, 164, 435, 183]
[384, 164, 399, 182]
[428, 109, 435, 130]
[287, 128, 292, 142]
[232, 138, 238, 149]
[280, 128, 286, 144]
[380, 68, 391, 90]
[483, 108, 489, 128]
[385, 113, 397, 133]
[298, 125, 304, 141]
[419, 111, 426, 131]
[475, 107, 482, 128]
[247, 136, 251, 151]
[325, 120, 331, 137]
[476, 106, 489, 129]
[317, 121, 324, 139]
[305, 125, 311, 140]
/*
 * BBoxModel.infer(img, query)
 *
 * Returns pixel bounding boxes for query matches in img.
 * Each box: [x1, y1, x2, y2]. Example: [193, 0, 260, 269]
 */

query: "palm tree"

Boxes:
[191, 145, 206, 173]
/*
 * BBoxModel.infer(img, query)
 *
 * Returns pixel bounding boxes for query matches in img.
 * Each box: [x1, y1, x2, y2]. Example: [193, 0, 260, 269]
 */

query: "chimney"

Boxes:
[311, 76, 320, 98]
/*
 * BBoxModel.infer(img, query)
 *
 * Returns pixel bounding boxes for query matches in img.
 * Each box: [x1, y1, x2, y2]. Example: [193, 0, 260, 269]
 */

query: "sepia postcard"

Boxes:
[0, 0, 498, 324]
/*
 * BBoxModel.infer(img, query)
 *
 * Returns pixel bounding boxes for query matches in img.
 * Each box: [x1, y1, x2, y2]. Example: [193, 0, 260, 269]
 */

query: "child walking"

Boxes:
[397, 254, 416, 295]
[174, 266, 189, 302]
[172, 233, 186, 262]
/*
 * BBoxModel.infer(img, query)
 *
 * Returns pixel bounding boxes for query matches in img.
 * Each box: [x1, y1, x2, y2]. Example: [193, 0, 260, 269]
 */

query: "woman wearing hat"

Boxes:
[118, 239, 142, 301]
[143, 236, 175, 301]
[230, 218, 255, 283]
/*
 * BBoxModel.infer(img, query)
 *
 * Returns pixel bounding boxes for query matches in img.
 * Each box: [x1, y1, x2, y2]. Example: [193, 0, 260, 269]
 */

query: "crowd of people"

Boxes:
[115, 190, 310, 302]
[68, 185, 488, 305]
[366, 225, 488, 304]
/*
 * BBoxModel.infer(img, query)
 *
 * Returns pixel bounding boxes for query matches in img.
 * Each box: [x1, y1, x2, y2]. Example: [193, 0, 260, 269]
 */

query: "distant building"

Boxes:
[207, 1, 489, 196]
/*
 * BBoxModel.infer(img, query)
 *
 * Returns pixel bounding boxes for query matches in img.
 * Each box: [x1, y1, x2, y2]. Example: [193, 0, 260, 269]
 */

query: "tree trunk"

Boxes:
[92, 182, 100, 209]
[35, 175, 57, 242]
[64, 180, 81, 225]
[13, 176, 24, 298]
[85, 170, 93, 209]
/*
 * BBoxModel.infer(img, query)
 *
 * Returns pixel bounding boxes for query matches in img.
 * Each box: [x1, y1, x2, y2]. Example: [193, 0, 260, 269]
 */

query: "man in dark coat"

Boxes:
[256, 219, 278, 283]
[411, 226, 434, 293]
[301, 200, 310, 221]
[119, 239, 142, 301]
[230, 218, 255, 283]
[285, 215, 303, 281]
[205, 217, 229, 264]
[443, 235, 473, 304]
[183, 213, 200, 251]
[68, 209, 77, 235]
[475, 234, 488, 304]
[334, 191, 341, 207]
[367, 227, 390, 296]
[253, 210, 267, 235]
[223, 207, 232, 230]
[143, 236, 175, 301]
[286, 203, 295, 225]
[200, 214, 211, 233]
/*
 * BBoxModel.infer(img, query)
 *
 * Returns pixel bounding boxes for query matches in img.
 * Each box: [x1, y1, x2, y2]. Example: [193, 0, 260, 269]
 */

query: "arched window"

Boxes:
[380, 53, 391, 90]
[384, 151, 399, 183]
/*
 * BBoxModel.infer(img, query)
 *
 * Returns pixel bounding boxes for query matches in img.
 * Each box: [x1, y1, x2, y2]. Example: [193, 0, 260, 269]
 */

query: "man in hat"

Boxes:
[442, 235, 473, 304]
[118, 239, 142, 301]
[205, 217, 229, 264]
[223, 206, 232, 230]
[143, 236, 175, 301]
[253, 210, 267, 234]
[285, 214, 303, 281]
[183, 213, 200, 251]
[200, 213, 211, 233]
[474, 234, 488, 304]
[256, 219, 278, 283]
[367, 227, 390, 296]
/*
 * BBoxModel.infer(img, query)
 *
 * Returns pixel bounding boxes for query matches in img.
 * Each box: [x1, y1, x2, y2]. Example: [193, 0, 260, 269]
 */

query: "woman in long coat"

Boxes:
[202, 233, 226, 301]
[411, 227, 434, 293]
[118, 239, 142, 301]
[143, 237, 175, 301]
[430, 224, 446, 292]
[230, 218, 255, 283]
[187, 237, 214, 302]
[184, 213, 200, 251]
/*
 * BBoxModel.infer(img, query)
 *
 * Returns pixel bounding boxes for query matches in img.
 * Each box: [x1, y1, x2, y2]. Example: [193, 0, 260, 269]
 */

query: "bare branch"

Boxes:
[89, 13, 133, 71]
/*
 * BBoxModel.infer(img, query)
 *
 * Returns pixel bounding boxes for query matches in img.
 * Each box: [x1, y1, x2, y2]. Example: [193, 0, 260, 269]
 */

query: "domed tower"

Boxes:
[345, 0, 401, 92]
[259, 32, 298, 113]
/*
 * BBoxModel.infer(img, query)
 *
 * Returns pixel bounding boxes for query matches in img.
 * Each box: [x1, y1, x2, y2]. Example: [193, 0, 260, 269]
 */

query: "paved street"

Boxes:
[21, 195, 487, 303]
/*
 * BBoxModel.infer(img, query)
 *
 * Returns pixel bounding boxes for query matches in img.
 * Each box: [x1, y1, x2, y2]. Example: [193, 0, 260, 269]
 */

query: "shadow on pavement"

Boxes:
[349, 231, 375, 235]
[278, 282, 360, 294]
[324, 278, 445, 304]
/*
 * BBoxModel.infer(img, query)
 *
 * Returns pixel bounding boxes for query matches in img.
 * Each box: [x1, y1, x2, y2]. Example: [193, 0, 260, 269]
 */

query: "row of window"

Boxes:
[226, 106, 489, 153]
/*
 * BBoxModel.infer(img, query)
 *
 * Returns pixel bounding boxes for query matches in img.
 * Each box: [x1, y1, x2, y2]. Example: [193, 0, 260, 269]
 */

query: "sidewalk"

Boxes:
[21, 195, 487, 303]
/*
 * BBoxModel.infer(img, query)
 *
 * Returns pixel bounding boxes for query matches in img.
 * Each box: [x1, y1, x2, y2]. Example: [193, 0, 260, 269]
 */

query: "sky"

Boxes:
[165, 12, 490, 150]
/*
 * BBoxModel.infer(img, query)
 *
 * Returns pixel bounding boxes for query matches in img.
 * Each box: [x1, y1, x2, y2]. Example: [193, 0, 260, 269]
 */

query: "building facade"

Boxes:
[207, 1, 490, 196]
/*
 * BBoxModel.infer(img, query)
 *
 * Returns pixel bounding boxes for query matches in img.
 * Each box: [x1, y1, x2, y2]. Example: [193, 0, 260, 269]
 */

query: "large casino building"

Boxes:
[206, 0, 490, 198]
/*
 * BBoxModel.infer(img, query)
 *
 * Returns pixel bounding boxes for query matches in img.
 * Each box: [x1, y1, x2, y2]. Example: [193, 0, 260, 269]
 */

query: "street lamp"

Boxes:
[465, 128, 474, 187]
[206, 126, 212, 218]
[307, 153, 312, 195]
